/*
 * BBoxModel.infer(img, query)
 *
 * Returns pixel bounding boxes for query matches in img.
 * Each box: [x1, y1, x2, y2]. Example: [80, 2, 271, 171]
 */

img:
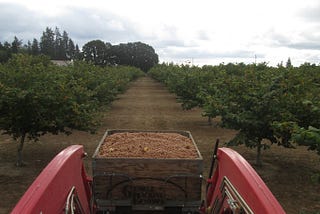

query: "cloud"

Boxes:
[299, 2, 320, 23]
[278, 2, 320, 51]
[0, 3, 44, 42]
[287, 42, 320, 51]
[196, 30, 211, 41]
[0, 2, 149, 47]
[53, 7, 143, 46]
[161, 46, 257, 60]
[262, 29, 320, 51]
[154, 40, 187, 49]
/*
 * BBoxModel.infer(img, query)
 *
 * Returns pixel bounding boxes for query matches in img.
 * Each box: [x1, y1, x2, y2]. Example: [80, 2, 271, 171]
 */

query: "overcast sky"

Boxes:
[0, 0, 319, 66]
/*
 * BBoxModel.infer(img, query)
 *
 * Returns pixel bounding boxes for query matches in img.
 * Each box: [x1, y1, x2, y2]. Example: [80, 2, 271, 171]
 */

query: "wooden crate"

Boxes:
[92, 129, 203, 211]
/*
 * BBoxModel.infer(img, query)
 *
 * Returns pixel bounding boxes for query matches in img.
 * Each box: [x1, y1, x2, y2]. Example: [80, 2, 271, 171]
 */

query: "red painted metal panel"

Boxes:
[12, 145, 286, 213]
[204, 148, 285, 214]
[11, 145, 92, 214]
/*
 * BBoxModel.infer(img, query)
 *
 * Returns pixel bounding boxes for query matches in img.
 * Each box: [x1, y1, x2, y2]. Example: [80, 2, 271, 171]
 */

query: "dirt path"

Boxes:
[1, 76, 319, 213]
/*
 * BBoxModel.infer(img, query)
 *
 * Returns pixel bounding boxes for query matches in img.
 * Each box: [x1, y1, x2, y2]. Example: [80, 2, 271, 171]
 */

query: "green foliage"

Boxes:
[82, 40, 159, 71]
[149, 62, 320, 165]
[292, 126, 320, 155]
[149, 63, 208, 109]
[40, 27, 78, 60]
[11, 36, 22, 54]
[310, 172, 320, 184]
[82, 40, 110, 66]
[0, 54, 144, 165]
[0, 41, 12, 63]
[40, 27, 55, 58]
[112, 42, 159, 72]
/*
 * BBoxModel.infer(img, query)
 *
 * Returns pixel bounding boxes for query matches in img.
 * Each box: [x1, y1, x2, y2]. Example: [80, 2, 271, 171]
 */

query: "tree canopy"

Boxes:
[82, 40, 110, 66]
[82, 40, 159, 71]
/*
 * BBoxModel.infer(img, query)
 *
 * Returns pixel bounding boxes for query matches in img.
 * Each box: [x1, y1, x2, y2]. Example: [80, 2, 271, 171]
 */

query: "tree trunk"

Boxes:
[16, 132, 26, 167]
[256, 141, 262, 167]
[208, 116, 212, 125]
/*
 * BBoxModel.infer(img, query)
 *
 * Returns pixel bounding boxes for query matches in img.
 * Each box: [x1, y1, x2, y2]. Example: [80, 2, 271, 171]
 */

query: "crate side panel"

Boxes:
[93, 158, 202, 177]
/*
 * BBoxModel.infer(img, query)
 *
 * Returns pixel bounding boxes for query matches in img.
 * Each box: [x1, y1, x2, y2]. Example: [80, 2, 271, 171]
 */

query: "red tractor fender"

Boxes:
[11, 145, 92, 214]
[203, 148, 285, 214]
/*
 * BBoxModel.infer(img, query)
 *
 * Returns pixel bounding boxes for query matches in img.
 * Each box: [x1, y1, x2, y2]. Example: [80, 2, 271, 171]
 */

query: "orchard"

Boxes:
[0, 54, 144, 166]
[149, 62, 320, 166]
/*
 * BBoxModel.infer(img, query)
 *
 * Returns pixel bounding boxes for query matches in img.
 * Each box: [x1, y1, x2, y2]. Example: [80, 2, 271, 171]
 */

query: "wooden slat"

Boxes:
[92, 130, 203, 207]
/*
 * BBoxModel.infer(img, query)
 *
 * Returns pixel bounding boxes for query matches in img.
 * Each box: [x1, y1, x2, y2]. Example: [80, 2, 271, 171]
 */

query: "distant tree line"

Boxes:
[0, 27, 81, 62]
[0, 27, 159, 72]
[82, 40, 159, 71]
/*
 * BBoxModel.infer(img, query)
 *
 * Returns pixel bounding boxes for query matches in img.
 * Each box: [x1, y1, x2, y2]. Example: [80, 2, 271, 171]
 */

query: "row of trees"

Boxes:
[82, 40, 159, 72]
[39, 27, 80, 60]
[0, 27, 81, 62]
[149, 62, 320, 166]
[0, 54, 144, 166]
[0, 27, 159, 72]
